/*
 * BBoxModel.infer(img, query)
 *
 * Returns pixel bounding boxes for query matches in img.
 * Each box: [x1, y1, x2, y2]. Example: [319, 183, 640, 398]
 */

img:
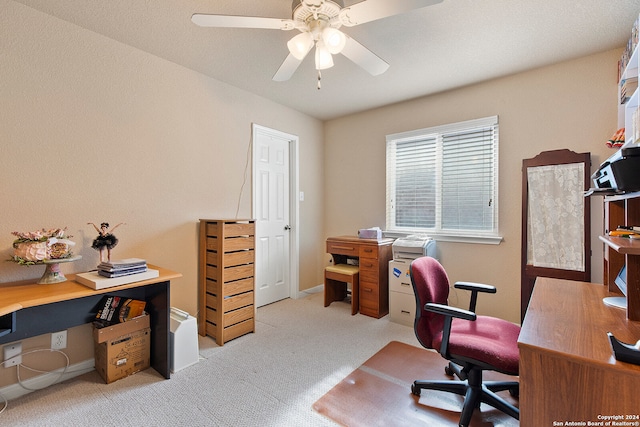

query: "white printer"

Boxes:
[392, 235, 436, 260]
[389, 235, 436, 327]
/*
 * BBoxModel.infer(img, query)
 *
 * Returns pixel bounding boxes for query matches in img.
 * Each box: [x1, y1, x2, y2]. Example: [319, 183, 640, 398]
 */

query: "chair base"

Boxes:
[411, 364, 519, 427]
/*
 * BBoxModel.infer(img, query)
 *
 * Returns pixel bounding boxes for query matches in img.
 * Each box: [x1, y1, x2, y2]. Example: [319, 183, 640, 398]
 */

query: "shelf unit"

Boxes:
[600, 16, 640, 321]
[599, 192, 640, 321]
[198, 219, 255, 345]
[618, 17, 639, 145]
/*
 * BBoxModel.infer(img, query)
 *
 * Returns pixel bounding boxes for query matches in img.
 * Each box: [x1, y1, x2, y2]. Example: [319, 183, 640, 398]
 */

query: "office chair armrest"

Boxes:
[424, 302, 476, 322]
[454, 281, 497, 313]
[425, 303, 476, 358]
[454, 282, 496, 293]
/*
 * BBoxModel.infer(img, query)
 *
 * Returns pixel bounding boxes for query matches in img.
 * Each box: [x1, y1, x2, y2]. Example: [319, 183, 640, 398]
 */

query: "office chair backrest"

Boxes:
[410, 256, 449, 349]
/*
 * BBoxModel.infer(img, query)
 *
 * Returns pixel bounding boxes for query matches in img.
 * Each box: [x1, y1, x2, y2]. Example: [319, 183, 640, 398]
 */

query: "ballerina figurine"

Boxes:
[88, 222, 125, 262]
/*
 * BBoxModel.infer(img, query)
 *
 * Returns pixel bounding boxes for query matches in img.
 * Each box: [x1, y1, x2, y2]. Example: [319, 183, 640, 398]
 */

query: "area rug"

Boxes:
[313, 341, 519, 427]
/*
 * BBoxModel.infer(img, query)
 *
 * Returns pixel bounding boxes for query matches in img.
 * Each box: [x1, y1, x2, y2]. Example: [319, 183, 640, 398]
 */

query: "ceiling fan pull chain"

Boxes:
[317, 70, 322, 90]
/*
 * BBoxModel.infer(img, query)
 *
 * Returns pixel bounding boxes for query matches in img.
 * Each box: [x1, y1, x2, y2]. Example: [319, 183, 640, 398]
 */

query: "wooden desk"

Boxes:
[0, 265, 181, 379]
[326, 236, 394, 318]
[518, 277, 640, 426]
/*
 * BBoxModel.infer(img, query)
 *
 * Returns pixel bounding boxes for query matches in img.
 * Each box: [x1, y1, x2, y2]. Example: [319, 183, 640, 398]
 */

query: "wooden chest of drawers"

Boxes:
[198, 219, 255, 345]
[326, 236, 394, 318]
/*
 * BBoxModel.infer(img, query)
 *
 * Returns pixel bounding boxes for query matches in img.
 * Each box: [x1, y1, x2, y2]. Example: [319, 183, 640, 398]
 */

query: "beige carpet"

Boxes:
[313, 341, 519, 427]
[0, 292, 420, 426]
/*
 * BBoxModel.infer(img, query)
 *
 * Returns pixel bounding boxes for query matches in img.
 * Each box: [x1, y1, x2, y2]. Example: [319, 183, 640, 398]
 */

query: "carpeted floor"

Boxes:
[0, 292, 519, 426]
[313, 341, 519, 427]
[0, 291, 419, 426]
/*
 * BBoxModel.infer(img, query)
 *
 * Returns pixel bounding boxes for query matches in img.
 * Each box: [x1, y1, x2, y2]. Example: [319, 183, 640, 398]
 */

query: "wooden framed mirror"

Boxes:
[521, 149, 591, 320]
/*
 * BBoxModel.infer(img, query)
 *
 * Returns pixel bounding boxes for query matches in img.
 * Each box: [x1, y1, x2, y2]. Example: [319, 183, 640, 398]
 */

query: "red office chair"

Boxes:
[409, 256, 520, 427]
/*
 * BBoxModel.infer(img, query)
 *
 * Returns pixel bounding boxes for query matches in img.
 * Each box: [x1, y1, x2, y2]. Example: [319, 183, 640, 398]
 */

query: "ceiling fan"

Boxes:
[191, 0, 443, 88]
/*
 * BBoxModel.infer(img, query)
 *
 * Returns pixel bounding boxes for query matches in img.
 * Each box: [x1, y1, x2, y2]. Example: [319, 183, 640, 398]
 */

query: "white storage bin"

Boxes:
[170, 307, 199, 373]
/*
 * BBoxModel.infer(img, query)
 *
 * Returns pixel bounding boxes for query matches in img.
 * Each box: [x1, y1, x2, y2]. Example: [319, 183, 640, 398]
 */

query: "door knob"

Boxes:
[284, 225, 291, 230]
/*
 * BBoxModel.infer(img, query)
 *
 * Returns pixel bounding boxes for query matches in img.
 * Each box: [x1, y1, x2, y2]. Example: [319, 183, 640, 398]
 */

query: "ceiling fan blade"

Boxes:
[340, 35, 389, 76]
[273, 53, 305, 82]
[191, 14, 295, 30]
[339, 0, 443, 27]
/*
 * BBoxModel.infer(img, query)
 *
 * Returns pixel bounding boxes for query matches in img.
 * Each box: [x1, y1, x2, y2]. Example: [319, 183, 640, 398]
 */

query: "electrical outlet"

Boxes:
[3, 342, 22, 367]
[51, 330, 67, 350]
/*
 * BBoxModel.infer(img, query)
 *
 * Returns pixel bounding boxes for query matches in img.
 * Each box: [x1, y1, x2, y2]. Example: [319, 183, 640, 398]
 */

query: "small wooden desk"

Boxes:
[518, 277, 640, 426]
[326, 236, 394, 318]
[0, 265, 181, 379]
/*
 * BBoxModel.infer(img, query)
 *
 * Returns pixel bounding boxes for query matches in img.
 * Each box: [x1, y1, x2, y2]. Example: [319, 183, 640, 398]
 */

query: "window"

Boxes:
[386, 116, 501, 244]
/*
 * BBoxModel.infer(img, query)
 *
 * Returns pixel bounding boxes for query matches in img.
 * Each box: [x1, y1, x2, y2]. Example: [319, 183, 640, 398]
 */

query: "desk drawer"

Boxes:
[359, 245, 378, 260]
[389, 260, 413, 295]
[223, 291, 254, 313]
[206, 277, 254, 299]
[326, 241, 359, 257]
[360, 267, 379, 283]
[359, 258, 377, 271]
[389, 291, 416, 327]
[389, 278, 413, 295]
[223, 305, 254, 326]
[207, 221, 254, 238]
[360, 281, 380, 305]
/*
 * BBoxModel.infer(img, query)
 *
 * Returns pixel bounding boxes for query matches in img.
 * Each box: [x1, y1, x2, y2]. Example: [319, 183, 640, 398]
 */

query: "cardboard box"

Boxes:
[94, 313, 151, 384]
[94, 296, 147, 326]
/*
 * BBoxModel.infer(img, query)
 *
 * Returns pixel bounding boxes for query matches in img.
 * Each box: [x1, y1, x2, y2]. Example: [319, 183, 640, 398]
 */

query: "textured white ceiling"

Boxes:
[10, 0, 640, 120]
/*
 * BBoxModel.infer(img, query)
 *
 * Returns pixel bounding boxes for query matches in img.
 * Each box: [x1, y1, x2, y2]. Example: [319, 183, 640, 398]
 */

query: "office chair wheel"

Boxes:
[411, 383, 421, 396]
[445, 365, 455, 376]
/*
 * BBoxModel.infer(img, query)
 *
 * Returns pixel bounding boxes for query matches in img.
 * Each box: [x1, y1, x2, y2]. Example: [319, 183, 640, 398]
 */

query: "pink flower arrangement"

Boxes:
[11, 228, 67, 242]
[10, 227, 75, 265]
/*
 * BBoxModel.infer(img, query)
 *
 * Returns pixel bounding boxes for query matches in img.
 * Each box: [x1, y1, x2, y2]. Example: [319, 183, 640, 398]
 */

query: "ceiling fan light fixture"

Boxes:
[194, 0, 441, 84]
[321, 27, 346, 54]
[314, 40, 334, 70]
[287, 32, 314, 60]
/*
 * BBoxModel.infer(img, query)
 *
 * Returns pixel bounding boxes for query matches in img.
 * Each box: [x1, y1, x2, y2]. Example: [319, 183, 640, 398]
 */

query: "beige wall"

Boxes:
[0, 0, 622, 391]
[0, 0, 324, 388]
[324, 49, 620, 323]
[0, 1, 324, 305]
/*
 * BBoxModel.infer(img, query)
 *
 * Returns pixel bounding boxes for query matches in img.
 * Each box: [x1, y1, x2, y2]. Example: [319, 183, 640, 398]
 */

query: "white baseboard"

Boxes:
[0, 358, 95, 401]
[298, 284, 323, 298]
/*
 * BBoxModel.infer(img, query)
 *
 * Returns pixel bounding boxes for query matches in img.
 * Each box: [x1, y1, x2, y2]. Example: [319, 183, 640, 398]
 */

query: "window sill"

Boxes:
[383, 231, 503, 245]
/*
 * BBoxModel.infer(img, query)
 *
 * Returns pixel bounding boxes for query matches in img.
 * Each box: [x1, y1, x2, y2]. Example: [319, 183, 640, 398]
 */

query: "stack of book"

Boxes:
[98, 258, 148, 278]
[620, 76, 637, 105]
[76, 258, 159, 290]
[609, 226, 640, 239]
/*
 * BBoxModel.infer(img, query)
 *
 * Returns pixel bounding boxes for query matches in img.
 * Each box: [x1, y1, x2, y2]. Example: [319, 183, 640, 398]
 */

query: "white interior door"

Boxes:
[253, 125, 292, 307]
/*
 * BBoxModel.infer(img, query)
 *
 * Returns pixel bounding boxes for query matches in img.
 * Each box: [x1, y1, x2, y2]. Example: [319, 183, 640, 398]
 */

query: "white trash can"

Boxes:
[169, 307, 199, 373]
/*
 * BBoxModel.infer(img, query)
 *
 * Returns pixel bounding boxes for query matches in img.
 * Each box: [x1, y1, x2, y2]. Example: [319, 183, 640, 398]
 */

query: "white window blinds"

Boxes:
[386, 116, 499, 239]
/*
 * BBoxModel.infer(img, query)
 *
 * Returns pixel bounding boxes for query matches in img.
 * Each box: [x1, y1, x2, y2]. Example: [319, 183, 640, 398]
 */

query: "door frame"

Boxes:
[251, 123, 300, 302]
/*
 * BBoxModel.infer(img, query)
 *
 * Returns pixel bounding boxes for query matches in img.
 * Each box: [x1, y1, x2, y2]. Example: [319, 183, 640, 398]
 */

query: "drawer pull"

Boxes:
[401, 282, 411, 287]
[363, 248, 373, 253]
[363, 263, 374, 268]
[363, 288, 373, 293]
[401, 310, 411, 315]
